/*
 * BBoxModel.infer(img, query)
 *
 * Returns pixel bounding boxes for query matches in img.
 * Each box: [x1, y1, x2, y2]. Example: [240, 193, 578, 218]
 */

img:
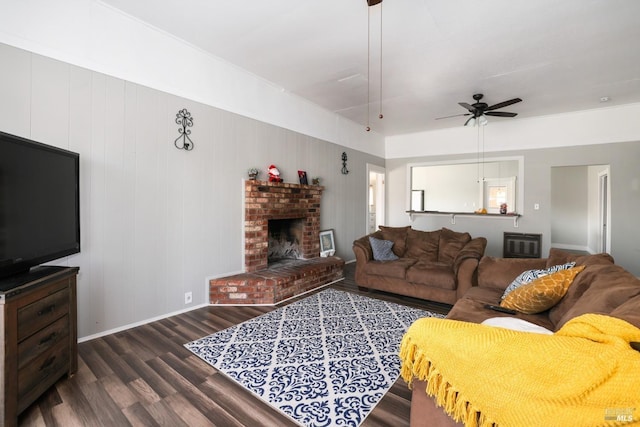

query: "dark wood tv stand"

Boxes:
[0, 266, 79, 427]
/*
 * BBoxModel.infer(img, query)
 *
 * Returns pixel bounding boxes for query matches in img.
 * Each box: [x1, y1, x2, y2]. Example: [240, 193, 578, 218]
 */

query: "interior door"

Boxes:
[367, 164, 385, 234]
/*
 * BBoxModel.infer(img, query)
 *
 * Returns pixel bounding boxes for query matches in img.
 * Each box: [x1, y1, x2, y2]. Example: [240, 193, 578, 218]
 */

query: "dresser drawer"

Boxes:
[17, 287, 70, 341]
[17, 338, 70, 413]
[18, 314, 69, 370]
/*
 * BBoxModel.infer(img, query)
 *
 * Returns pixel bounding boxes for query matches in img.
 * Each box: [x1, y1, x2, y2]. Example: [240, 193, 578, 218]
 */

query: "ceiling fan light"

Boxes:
[478, 115, 488, 126]
[464, 117, 476, 127]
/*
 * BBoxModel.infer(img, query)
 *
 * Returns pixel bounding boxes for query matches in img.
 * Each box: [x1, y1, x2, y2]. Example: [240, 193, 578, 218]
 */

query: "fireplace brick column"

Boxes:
[244, 180, 323, 272]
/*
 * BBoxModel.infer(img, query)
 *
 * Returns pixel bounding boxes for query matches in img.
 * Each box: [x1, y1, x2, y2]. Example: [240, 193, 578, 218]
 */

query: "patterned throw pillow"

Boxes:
[501, 262, 576, 300]
[369, 236, 399, 261]
[500, 265, 586, 314]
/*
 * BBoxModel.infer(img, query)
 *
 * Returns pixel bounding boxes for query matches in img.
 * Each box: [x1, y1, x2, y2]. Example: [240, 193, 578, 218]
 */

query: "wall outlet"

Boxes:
[184, 291, 193, 305]
[534, 203, 540, 210]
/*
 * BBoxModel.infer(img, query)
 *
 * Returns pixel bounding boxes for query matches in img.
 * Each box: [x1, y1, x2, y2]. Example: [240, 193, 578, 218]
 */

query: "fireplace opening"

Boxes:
[268, 218, 304, 264]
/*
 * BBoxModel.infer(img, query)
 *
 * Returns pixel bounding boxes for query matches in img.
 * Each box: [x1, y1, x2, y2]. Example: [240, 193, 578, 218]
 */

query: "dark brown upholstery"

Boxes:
[353, 226, 486, 305]
[408, 249, 640, 427]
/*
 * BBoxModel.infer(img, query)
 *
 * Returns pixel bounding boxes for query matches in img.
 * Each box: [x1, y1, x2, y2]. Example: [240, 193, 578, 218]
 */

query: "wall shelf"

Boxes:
[406, 210, 521, 227]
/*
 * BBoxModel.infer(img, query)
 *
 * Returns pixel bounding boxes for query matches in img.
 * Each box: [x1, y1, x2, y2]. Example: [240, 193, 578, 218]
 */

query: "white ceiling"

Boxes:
[101, 0, 640, 137]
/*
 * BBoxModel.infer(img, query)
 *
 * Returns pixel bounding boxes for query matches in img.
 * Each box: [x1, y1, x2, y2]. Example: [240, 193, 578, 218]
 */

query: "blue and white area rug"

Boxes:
[185, 289, 444, 427]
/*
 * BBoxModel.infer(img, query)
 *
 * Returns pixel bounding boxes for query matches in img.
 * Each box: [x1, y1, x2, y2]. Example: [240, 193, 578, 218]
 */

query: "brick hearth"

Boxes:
[209, 180, 344, 305]
[210, 258, 344, 305]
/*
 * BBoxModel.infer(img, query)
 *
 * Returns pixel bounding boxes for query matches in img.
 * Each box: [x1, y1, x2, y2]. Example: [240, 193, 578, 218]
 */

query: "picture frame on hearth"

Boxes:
[319, 229, 335, 257]
[298, 170, 308, 185]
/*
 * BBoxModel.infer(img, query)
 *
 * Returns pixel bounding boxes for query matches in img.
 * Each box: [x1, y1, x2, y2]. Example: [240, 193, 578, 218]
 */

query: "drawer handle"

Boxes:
[37, 304, 56, 316]
[40, 356, 56, 371]
[39, 332, 58, 346]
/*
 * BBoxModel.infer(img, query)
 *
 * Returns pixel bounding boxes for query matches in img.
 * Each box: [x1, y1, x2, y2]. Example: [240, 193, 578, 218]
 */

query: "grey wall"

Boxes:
[386, 141, 640, 277]
[551, 166, 588, 249]
[0, 43, 383, 339]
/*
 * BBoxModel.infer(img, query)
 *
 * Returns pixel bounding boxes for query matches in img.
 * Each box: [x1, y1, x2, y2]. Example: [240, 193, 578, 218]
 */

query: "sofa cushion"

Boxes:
[368, 236, 399, 261]
[363, 258, 417, 279]
[477, 256, 548, 291]
[438, 228, 471, 263]
[446, 287, 556, 330]
[546, 248, 614, 268]
[406, 261, 456, 290]
[500, 266, 586, 314]
[501, 262, 576, 300]
[550, 264, 640, 329]
[405, 228, 440, 262]
[379, 225, 410, 257]
[609, 293, 640, 329]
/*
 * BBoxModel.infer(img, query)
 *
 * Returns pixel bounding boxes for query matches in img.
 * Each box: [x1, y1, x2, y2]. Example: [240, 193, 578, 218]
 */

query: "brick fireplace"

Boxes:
[209, 180, 344, 305]
[244, 180, 322, 271]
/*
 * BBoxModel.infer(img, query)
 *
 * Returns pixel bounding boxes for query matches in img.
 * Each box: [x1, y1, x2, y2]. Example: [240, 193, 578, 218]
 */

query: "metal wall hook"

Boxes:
[174, 108, 194, 151]
[341, 152, 349, 175]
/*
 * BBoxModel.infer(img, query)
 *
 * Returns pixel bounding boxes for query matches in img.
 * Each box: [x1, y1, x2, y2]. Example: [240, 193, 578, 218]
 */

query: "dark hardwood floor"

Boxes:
[19, 263, 450, 426]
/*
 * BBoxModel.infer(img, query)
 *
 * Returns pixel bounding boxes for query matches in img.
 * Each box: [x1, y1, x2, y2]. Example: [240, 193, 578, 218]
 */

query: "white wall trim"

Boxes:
[78, 303, 209, 343]
[0, 0, 385, 158]
[386, 103, 640, 159]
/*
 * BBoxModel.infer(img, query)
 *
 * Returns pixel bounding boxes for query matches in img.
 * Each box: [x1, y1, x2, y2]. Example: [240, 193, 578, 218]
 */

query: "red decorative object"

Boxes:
[268, 164, 283, 182]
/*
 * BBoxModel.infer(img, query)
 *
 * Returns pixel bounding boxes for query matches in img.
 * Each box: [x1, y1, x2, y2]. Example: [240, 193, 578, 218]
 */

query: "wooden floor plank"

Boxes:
[19, 263, 450, 426]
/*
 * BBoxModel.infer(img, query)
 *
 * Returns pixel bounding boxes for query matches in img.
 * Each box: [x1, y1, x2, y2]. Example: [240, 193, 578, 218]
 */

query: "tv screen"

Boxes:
[0, 131, 80, 281]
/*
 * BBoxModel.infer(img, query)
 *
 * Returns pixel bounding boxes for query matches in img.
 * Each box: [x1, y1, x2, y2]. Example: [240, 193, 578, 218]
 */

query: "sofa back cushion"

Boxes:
[549, 264, 640, 329]
[379, 225, 410, 257]
[405, 228, 440, 262]
[546, 248, 614, 268]
[438, 228, 471, 263]
[478, 256, 547, 291]
[609, 294, 640, 329]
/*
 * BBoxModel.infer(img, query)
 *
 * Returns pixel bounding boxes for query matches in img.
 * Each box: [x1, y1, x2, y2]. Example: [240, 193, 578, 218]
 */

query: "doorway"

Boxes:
[550, 164, 610, 254]
[367, 164, 386, 234]
[598, 169, 610, 253]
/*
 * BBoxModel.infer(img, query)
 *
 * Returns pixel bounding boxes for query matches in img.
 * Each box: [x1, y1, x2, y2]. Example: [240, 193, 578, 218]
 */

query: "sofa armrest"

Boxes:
[452, 237, 487, 274]
[455, 258, 481, 299]
[478, 255, 548, 291]
[352, 232, 383, 284]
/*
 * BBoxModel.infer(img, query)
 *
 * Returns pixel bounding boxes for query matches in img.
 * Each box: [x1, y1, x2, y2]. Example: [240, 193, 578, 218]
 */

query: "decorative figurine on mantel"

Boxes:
[268, 164, 283, 182]
[312, 177, 321, 185]
[248, 167, 259, 180]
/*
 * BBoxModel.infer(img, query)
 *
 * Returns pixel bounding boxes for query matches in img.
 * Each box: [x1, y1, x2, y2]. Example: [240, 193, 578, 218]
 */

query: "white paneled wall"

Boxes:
[0, 43, 383, 339]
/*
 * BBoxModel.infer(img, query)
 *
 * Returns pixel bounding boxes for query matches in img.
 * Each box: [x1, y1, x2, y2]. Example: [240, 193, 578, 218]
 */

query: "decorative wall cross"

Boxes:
[174, 108, 194, 151]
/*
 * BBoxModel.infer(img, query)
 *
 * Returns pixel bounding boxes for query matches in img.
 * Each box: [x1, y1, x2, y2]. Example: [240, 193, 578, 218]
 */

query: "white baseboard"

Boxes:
[78, 303, 209, 343]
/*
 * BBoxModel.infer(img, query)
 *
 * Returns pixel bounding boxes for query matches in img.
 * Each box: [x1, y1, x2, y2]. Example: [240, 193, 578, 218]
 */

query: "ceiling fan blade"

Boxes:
[485, 111, 518, 117]
[485, 98, 522, 111]
[458, 102, 476, 112]
[435, 113, 471, 120]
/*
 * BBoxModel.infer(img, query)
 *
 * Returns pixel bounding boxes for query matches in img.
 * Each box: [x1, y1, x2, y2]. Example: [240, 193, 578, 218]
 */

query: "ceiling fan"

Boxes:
[436, 94, 522, 126]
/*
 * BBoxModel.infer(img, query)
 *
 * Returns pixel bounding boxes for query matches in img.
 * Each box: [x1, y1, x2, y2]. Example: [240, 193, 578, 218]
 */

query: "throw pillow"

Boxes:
[405, 228, 440, 262]
[481, 317, 553, 335]
[500, 265, 586, 314]
[378, 225, 410, 257]
[369, 236, 399, 261]
[501, 262, 576, 300]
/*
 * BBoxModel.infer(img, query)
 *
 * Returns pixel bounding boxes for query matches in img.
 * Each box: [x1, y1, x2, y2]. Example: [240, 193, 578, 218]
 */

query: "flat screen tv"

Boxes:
[0, 130, 80, 282]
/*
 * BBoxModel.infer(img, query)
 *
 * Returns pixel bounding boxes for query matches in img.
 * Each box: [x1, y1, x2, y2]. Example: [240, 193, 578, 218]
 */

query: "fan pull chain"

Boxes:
[379, 1, 383, 120]
[366, 4, 371, 132]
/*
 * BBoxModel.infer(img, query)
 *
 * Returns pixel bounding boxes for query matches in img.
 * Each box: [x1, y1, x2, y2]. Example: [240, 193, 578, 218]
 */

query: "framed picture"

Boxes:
[319, 229, 335, 257]
[298, 170, 308, 185]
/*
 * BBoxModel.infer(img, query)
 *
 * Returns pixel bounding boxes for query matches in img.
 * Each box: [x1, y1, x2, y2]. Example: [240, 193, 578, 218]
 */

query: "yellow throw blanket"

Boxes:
[400, 314, 640, 427]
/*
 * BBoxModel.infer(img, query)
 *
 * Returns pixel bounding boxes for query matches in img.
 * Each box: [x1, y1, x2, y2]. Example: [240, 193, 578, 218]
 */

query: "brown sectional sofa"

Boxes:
[408, 248, 640, 426]
[352, 226, 487, 305]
